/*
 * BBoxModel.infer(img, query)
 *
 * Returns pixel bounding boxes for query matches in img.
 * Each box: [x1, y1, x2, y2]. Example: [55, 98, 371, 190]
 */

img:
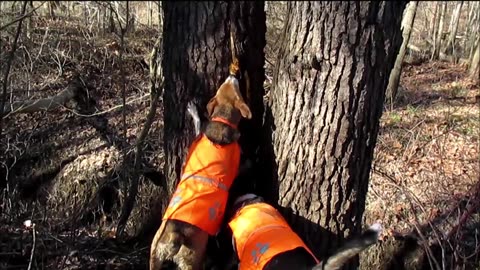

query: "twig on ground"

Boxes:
[373, 168, 444, 270]
[62, 93, 149, 117]
[27, 223, 36, 270]
[446, 181, 480, 240]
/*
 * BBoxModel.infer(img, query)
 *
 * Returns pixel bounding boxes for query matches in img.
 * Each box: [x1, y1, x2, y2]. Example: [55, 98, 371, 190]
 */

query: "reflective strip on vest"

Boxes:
[181, 174, 229, 191]
[163, 134, 241, 236]
[229, 202, 319, 270]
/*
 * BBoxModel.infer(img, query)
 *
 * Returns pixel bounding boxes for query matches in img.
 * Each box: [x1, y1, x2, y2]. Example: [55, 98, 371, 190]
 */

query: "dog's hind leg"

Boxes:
[187, 101, 201, 136]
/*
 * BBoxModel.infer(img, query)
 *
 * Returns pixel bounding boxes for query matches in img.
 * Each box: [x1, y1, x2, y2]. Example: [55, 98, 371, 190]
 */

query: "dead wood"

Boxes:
[1, 75, 92, 117]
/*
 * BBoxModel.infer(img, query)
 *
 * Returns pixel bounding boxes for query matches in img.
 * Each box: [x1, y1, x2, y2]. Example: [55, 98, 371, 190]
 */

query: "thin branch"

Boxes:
[116, 35, 163, 238]
[27, 224, 36, 270]
[0, 1, 45, 32]
[374, 168, 444, 270]
[66, 93, 150, 117]
[0, 1, 28, 141]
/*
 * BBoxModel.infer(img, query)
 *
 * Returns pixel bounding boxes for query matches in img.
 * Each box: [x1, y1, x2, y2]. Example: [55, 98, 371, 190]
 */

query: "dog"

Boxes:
[149, 59, 252, 270]
[226, 193, 383, 270]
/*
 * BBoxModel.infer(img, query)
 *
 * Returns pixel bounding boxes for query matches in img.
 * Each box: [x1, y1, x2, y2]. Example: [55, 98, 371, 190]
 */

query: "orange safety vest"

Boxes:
[163, 134, 241, 236]
[229, 202, 319, 270]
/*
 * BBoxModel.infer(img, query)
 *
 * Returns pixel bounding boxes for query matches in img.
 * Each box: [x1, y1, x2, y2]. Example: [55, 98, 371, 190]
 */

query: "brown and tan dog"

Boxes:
[149, 60, 252, 270]
[227, 193, 383, 270]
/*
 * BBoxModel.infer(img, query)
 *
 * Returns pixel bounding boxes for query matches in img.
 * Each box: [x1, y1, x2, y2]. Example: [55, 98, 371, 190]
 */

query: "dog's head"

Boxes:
[206, 75, 252, 121]
[204, 68, 252, 145]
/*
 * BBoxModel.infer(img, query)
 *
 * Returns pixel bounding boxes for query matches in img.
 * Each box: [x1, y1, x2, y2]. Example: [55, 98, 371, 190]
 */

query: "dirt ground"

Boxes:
[362, 61, 479, 269]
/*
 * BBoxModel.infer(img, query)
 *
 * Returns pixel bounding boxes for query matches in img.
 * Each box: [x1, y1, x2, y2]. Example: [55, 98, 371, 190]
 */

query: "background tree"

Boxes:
[431, 2, 447, 60]
[261, 2, 406, 268]
[469, 37, 479, 82]
[466, 2, 480, 63]
[444, 1, 463, 57]
[386, 1, 418, 103]
[430, 3, 439, 48]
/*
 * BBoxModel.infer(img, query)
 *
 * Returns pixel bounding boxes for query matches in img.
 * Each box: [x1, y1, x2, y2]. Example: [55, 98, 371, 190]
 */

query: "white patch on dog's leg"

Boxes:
[187, 101, 201, 136]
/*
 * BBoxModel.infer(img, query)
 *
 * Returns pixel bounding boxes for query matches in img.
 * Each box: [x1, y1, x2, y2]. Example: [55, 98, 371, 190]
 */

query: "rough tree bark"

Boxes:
[386, 1, 418, 103]
[432, 2, 447, 60]
[161, 0, 266, 201]
[444, 1, 463, 56]
[263, 2, 406, 267]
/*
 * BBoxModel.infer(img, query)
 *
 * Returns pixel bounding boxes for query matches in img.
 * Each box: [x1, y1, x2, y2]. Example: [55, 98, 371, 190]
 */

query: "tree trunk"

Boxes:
[161, 0, 266, 200]
[148, 1, 152, 27]
[26, 1, 33, 39]
[432, 2, 447, 60]
[48, 1, 56, 20]
[109, 5, 115, 33]
[445, 1, 463, 56]
[386, 1, 418, 103]
[83, 1, 88, 27]
[465, 3, 476, 44]
[431, 2, 439, 49]
[467, 2, 479, 62]
[469, 38, 479, 82]
[157, 1, 162, 30]
[264, 2, 406, 267]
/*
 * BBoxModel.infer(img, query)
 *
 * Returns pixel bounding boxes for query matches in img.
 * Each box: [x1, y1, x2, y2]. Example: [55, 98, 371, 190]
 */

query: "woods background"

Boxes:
[0, 1, 479, 269]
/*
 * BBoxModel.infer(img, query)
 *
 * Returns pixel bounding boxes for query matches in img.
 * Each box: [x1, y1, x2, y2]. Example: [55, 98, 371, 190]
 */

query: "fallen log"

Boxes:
[2, 75, 89, 117]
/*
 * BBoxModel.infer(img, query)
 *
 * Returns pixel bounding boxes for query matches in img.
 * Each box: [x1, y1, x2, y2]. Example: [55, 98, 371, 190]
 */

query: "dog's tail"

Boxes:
[312, 223, 382, 270]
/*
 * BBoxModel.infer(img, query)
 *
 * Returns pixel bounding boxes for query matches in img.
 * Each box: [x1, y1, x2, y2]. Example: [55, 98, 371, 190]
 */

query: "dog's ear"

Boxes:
[234, 99, 252, 119]
[206, 96, 218, 117]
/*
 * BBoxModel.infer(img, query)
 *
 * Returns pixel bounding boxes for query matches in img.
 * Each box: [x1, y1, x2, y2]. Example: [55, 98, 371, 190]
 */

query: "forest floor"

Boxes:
[363, 61, 480, 269]
[1, 15, 479, 270]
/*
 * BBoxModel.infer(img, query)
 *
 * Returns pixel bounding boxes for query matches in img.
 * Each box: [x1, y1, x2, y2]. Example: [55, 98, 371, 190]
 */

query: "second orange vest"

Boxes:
[163, 134, 241, 236]
[228, 202, 319, 270]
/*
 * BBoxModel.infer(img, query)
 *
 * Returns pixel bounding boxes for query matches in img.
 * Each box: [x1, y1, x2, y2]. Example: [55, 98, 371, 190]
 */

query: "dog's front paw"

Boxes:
[187, 101, 201, 136]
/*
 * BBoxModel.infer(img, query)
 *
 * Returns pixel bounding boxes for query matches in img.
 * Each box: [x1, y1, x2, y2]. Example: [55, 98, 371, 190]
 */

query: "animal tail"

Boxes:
[312, 223, 382, 270]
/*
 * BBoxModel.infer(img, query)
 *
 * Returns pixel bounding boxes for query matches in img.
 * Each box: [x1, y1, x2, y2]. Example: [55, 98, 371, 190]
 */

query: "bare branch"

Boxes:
[0, 1, 45, 32]
[116, 35, 164, 239]
[0, 1, 28, 140]
[26, 223, 36, 270]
